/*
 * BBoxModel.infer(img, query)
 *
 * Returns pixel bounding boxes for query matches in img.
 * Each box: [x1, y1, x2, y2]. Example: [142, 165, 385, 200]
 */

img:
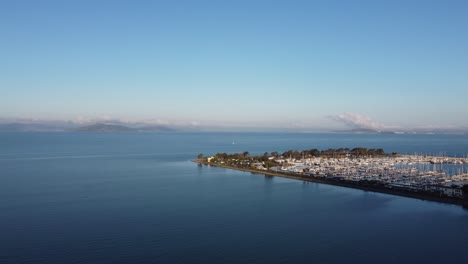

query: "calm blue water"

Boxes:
[1, 132, 467, 264]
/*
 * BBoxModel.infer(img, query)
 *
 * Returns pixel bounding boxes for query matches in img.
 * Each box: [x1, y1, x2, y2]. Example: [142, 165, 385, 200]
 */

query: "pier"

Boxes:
[194, 150, 468, 206]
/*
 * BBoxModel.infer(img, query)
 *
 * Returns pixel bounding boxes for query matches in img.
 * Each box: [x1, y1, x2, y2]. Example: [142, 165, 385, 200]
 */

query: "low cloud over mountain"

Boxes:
[330, 113, 386, 131]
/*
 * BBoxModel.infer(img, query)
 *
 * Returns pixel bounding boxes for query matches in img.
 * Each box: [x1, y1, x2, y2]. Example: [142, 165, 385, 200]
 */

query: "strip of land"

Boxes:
[193, 149, 468, 207]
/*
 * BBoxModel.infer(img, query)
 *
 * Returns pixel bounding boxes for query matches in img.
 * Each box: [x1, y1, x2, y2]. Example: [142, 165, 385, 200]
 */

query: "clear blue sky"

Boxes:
[1, 0, 467, 130]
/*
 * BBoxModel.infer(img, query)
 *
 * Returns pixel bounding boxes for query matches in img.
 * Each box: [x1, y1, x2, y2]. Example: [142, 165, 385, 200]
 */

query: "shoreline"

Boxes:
[193, 160, 465, 207]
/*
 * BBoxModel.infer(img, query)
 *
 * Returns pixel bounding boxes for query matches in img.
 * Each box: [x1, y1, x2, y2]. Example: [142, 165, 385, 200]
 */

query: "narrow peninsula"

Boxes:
[194, 148, 468, 207]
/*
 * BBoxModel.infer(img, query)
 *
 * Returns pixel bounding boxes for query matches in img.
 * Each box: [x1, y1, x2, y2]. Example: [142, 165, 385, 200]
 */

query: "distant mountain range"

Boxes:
[72, 123, 134, 132]
[333, 128, 468, 135]
[0, 123, 65, 132]
[0, 121, 467, 134]
[72, 123, 175, 132]
[0, 122, 175, 132]
[333, 128, 395, 134]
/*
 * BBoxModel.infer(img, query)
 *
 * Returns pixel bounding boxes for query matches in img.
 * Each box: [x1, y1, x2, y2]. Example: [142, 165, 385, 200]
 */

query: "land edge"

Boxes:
[192, 160, 465, 207]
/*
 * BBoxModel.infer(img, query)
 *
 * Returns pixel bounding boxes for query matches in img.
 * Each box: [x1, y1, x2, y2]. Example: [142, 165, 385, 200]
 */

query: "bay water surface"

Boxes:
[1, 132, 467, 263]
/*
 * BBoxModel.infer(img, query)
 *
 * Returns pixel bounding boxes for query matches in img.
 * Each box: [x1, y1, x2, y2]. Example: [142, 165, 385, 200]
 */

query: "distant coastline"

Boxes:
[71, 123, 174, 133]
[0, 122, 175, 133]
[1, 121, 468, 134]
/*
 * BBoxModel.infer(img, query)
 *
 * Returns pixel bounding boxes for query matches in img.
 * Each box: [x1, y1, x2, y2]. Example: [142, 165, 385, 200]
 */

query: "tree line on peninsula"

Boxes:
[198, 147, 396, 163]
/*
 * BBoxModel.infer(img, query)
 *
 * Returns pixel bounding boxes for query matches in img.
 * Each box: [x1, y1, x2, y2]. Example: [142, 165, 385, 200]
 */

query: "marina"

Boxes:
[196, 150, 468, 205]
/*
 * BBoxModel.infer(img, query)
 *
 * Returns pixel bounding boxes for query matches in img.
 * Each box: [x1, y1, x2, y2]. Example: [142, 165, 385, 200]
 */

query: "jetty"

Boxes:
[194, 148, 468, 206]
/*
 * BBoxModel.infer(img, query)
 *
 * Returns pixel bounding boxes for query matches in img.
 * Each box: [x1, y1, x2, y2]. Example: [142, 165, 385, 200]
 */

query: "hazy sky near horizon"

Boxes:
[1, 0, 468, 130]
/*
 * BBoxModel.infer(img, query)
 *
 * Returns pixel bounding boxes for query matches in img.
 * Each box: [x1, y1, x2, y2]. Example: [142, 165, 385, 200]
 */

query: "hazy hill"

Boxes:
[73, 123, 134, 132]
[0, 123, 65, 132]
[72, 123, 175, 132]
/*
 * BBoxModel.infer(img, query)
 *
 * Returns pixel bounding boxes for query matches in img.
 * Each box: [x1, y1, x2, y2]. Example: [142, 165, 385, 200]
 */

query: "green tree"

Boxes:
[376, 148, 385, 155]
[197, 153, 203, 159]
[292, 151, 301, 159]
[282, 150, 293, 157]
[309, 148, 320, 157]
